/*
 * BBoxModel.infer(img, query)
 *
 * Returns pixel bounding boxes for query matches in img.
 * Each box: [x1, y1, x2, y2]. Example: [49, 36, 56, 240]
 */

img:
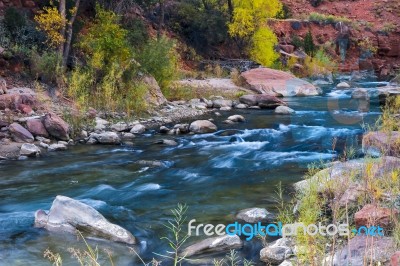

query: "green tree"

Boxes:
[228, 0, 282, 67]
[304, 31, 316, 57]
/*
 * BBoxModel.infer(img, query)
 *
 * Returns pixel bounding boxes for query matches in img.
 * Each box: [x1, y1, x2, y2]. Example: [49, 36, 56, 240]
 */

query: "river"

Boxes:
[0, 76, 386, 265]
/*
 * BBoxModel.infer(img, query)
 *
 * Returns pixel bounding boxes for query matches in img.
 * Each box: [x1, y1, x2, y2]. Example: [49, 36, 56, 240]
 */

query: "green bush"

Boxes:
[304, 31, 316, 57]
[3, 7, 26, 35]
[29, 50, 61, 84]
[137, 36, 178, 90]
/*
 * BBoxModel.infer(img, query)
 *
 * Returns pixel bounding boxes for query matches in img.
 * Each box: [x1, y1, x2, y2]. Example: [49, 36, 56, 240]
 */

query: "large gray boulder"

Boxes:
[181, 235, 243, 257]
[260, 238, 294, 264]
[20, 143, 41, 157]
[189, 120, 218, 134]
[34, 195, 136, 245]
[89, 132, 121, 144]
[275, 106, 295, 115]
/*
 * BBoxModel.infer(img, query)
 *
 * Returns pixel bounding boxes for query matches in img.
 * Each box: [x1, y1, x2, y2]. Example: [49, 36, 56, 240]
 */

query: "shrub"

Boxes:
[137, 36, 178, 90]
[303, 31, 316, 57]
[3, 7, 26, 35]
[29, 50, 62, 84]
[250, 27, 280, 67]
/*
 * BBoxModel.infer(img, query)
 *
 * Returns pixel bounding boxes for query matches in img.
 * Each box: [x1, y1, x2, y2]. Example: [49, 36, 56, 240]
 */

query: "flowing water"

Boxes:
[0, 77, 385, 265]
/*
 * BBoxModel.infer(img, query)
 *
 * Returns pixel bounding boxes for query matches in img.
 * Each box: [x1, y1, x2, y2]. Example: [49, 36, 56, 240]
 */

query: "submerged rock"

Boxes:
[154, 139, 178, 146]
[34, 195, 136, 245]
[48, 143, 67, 152]
[236, 208, 275, 223]
[336, 81, 351, 89]
[181, 235, 243, 257]
[275, 106, 295, 115]
[227, 115, 245, 123]
[189, 120, 218, 134]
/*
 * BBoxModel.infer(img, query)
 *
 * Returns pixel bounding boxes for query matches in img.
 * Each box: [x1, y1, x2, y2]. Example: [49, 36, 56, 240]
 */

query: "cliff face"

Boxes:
[0, 0, 36, 12]
[271, 0, 400, 77]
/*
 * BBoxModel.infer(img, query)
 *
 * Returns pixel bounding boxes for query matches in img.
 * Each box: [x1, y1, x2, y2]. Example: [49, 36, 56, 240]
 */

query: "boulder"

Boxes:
[181, 235, 243, 257]
[90, 132, 120, 145]
[26, 119, 49, 137]
[18, 104, 34, 115]
[363, 131, 400, 157]
[143, 76, 167, 107]
[173, 124, 190, 134]
[43, 113, 70, 141]
[48, 143, 68, 152]
[336, 183, 366, 209]
[352, 88, 369, 100]
[333, 236, 396, 266]
[336, 82, 351, 89]
[130, 124, 146, 134]
[275, 106, 295, 115]
[213, 99, 233, 108]
[260, 238, 294, 264]
[239, 95, 287, 109]
[354, 204, 399, 230]
[0, 94, 36, 111]
[155, 139, 178, 146]
[189, 120, 218, 134]
[9, 123, 34, 143]
[159, 126, 170, 134]
[234, 104, 248, 109]
[34, 195, 136, 245]
[95, 117, 109, 131]
[227, 115, 245, 123]
[240, 68, 320, 96]
[20, 143, 41, 157]
[111, 122, 129, 132]
[236, 208, 275, 223]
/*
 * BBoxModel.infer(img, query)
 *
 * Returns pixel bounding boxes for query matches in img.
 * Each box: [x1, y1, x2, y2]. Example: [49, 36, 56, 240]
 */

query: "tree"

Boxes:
[228, 0, 282, 66]
[35, 0, 81, 69]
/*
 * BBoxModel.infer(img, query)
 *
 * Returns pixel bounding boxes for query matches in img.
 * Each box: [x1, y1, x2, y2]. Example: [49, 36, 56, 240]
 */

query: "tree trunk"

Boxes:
[157, 0, 165, 39]
[227, 0, 234, 17]
[62, 0, 81, 69]
[58, 0, 66, 62]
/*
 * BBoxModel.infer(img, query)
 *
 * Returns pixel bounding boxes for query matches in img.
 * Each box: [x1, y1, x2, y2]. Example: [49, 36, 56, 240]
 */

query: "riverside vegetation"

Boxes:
[0, 0, 400, 266]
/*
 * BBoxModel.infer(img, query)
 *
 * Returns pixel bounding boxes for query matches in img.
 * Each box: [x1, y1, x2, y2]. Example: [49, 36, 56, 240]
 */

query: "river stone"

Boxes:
[189, 120, 218, 134]
[26, 119, 49, 138]
[43, 113, 70, 141]
[90, 132, 120, 144]
[235, 103, 248, 109]
[239, 95, 287, 109]
[260, 238, 294, 264]
[333, 236, 396, 266]
[111, 122, 129, 132]
[236, 208, 275, 223]
[227, 115, 245, 123]
[95, 117, 109, 131]
[336, 81, 351, 89]
[181, 235, 243, 257]
[173, 124, 190, 134]
[212, 99, 233, 108]
[9, 123, 34, 143]
[155, 139, 178, 146]
[220, 106, 232, 111]
[48, 143, 67, 152]
[362, 131, 400, 157]
[279, 260, 294, 266]
[34, 195, 136, 245]
[275, 106, 295, 115]
[352, 88, 369, 100]
[130, 124, 146, 134]
[20, 143, 41, 157]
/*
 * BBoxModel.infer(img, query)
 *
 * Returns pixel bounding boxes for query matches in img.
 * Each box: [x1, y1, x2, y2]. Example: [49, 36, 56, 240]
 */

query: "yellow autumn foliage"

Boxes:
[34, 6, 65, 48]
[228, 0, 282, 67]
